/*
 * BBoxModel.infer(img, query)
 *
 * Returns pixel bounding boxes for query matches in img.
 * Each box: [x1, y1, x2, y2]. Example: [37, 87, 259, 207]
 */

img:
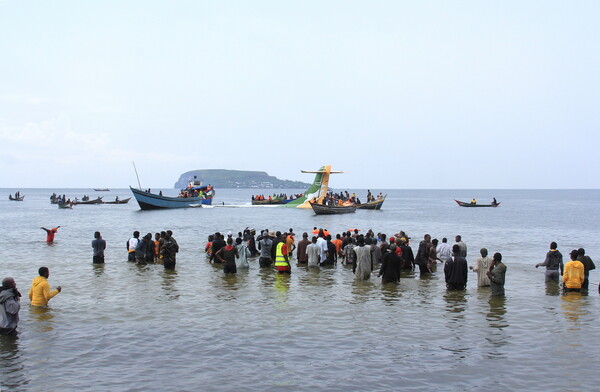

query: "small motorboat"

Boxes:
[356, 195, 386, 210]
[103, 197, 131, 204]
[8, 194, 25, 201]
[73, 197, 104, 205]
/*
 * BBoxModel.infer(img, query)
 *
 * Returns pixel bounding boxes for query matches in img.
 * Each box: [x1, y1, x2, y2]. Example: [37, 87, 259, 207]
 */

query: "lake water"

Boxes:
[1, 188, 599, 391]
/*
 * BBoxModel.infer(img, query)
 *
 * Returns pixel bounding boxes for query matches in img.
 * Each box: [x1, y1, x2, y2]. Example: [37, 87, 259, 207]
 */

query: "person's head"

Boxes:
[455, 235, 462, 242]
[165, 231, 172, 240]
[311, 236, 317, 244]
[133, 231, 140, 238]
[38, 267, 49, 278]
[276, 231, 281, 238]
[550, 242, 557, 250]
[167, 230, 173, 236]
[365, 237, 373, 245]
[570, 249, 579, 261]
[357, 235, 365, 246]
[208, 235, 214, 242]
[160, 231, 166, 238]
[155, 233, 160, 240]
[578, 248, 585, 256]
[302, 232, 308, 239]
[1, 277, 15, 289]
[354, 229, 359, 235]
[389, 244, 397, 253]
[452, 244, 461, 255]
[94, 231, 101, 239]
[424, 234, 431, 242]
[336, 233, 341, 240]
[326, 234, 332, 241]
[289, 228, 294, 234]
[227, 237, 233, 245]
[442, 237, 447, 243]
[318, 229, 325, 238]
[235, 237, 242, 245]
[480, 248, 488, 257]
[380, 233, 386, 242]
[493, 252, 502, 262]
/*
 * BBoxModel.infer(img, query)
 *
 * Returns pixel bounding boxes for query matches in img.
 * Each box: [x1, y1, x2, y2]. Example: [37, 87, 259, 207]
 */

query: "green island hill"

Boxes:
[174, 169, 311, 189]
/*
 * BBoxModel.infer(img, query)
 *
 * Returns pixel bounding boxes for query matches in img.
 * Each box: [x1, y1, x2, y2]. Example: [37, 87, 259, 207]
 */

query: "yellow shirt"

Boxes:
[28, 276, 60, 306]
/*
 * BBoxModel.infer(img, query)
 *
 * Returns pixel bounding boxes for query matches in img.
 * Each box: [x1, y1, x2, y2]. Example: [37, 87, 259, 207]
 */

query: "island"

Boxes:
[174, 169, 311, 189]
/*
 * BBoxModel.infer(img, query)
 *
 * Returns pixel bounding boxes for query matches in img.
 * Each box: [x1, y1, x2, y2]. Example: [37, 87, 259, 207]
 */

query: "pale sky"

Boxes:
[1, 1, 599, 189]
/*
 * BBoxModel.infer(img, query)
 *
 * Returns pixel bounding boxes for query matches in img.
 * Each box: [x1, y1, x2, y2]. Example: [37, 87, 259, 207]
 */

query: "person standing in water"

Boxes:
[92, 231, 106, 264]
[562, 249, 585, 293]
[471, 248, 492, 287]
[535, 242, 563, 283]
[41, 226, 60, 243]
[0, 277, 21, 335]
[487, 252, 507, 296]
[216, 237, 239, 274]
[29, 267, 61, 306]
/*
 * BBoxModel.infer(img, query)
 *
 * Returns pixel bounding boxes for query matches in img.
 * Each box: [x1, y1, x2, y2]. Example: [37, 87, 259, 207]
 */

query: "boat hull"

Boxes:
[356, 196, 386, 210]
[454, 200, 500, 208]
[310, 202, 356, 215]
[103, 197, 132, 204]
[8, 196, 25, 201]
[73, 197, 103, 205]
[130, 187, 214, 210]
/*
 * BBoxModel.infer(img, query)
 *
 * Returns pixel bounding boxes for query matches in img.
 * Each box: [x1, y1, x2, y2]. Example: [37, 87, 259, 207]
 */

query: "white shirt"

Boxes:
[437, 242, 452, 262]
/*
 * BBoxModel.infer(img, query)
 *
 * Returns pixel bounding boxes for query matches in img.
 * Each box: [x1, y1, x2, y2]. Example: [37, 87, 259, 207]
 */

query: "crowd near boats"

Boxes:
[251, 193, 304, 205]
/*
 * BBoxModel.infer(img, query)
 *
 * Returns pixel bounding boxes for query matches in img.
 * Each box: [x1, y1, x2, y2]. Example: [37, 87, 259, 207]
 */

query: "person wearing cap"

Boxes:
[258, 231, 274, 267]
[274, 234, 291, 274]
[378, 245, 402, 284]
[0, 277, 21, 335]
[398, 237, 415, 270]
[471, 248, 492, 287]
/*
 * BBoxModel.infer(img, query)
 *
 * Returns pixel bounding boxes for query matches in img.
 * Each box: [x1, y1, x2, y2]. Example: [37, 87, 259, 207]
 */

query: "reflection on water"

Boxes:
[380, 282, 401, 305]
[561, 292, 586, 329]
[545, 281, 561, 296]
[273, 273, 290, 306]
[92, 263, 105, 277]
[0, 335, 28, 391]
[28, 306, 55, 333]
[161, 269, 179, 300]
[484, 296, 509, 359]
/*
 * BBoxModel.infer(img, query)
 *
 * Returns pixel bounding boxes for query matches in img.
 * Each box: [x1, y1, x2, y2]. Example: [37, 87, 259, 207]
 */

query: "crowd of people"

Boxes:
[125, 230, 180, 269]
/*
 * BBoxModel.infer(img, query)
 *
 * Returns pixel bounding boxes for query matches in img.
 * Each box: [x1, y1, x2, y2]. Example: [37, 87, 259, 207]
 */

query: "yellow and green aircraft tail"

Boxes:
[285, 165, 344, 208]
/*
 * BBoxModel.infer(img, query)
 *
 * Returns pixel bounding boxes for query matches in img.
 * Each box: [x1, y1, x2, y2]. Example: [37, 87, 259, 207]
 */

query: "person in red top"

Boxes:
[41, 226, 60, 243]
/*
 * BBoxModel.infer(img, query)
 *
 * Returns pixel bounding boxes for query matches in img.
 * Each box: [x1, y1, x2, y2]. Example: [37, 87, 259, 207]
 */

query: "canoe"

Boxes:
[130, 187, 215, 210]
[251, 198, 285, 205]
[8, 195, 25, 201]
[94, 188, 110, 191]
[455, 199, 500, 208]
[73, 197, 104, 205]
[58, 203, 73, 209]
[356, 195, 386, 210]
[310, 202, 356, 215]
[103, 197, 131, 204]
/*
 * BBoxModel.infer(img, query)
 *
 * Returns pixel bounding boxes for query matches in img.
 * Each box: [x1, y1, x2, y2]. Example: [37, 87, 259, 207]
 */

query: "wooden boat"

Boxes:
[103, 197, 131, 204]
[356, 195, 386, 210]
[252, 198, 285, 205]
[455, 199, 500, 208]
[8, 194, 25, 201]
[58, 203, 73, 209]
[94, 188, 110, 191]
[310, 202, 356, 215]
[73, 197, 104, 205]
[130, 186, 215, 210]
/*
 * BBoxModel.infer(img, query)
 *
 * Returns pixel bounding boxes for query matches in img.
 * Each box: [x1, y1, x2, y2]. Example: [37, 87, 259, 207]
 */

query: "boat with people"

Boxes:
[310, 201, 356, 215]
[94, 188, 110, 192]
[356, 194, 386, 210]
[103, 197, 131, 204]
[455, 199, 500, 208]
[58, 202, 73, 209]
[8, 193, 24, 201]
[130, 177, 215, 210]
[251, 193, 303, 205]
[73, 197, 104, 205]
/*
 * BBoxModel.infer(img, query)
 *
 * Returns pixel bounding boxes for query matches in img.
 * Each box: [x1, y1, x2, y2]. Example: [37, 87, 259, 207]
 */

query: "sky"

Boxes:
[1, 1, 599, 189]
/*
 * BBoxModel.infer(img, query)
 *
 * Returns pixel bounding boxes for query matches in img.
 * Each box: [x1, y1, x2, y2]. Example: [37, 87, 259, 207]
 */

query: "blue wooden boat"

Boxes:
[130, 186, 215, 210]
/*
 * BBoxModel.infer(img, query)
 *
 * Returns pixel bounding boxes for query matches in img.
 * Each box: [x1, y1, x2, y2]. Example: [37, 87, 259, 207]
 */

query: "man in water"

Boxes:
[215, 237, 239, 274]
[92, 231, 106, 264]
[0, 277, 21, 335]
[436, 237, 452, 263]
[41, 226, 60, 243]
[378, 245, 402, 284]
[415, 234, 433, 275]
[29, 267, 61, 306]
[471, 248, 492, 287]
[535, 242, 563, 282]
[563, 250, 584, 293]
[127, 231, 140, 262]
[577, 248, 595, 291]
[161, 231, 178, 270]
[296, 232, 310, 264]
[444, 245, 468, 290]
[454, 235, 467, 258]
[210, 232, 226, 263]
[257, 231, 273, 267]
[487, 252, 507, 296]
[274, 234, 291, 274]
[307, 236, 321, 267]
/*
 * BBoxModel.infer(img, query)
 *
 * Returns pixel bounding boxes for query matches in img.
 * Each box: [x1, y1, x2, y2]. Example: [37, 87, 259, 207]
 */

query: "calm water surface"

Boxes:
[1, 188, 599, 391]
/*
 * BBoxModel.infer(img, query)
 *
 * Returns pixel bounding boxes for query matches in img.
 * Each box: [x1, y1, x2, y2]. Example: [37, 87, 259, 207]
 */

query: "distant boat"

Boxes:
[356, 195, 386, 210]
[455, 199, 500, 208]
[58, 203, 73, 209]
[310, 202, 356, 215]
[73, 197, 104, 205]
[94, 188, 110, 191]
[8, 194, 25, 201]
[103, 197, 131, 204]
[130, 182, 215, 210]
